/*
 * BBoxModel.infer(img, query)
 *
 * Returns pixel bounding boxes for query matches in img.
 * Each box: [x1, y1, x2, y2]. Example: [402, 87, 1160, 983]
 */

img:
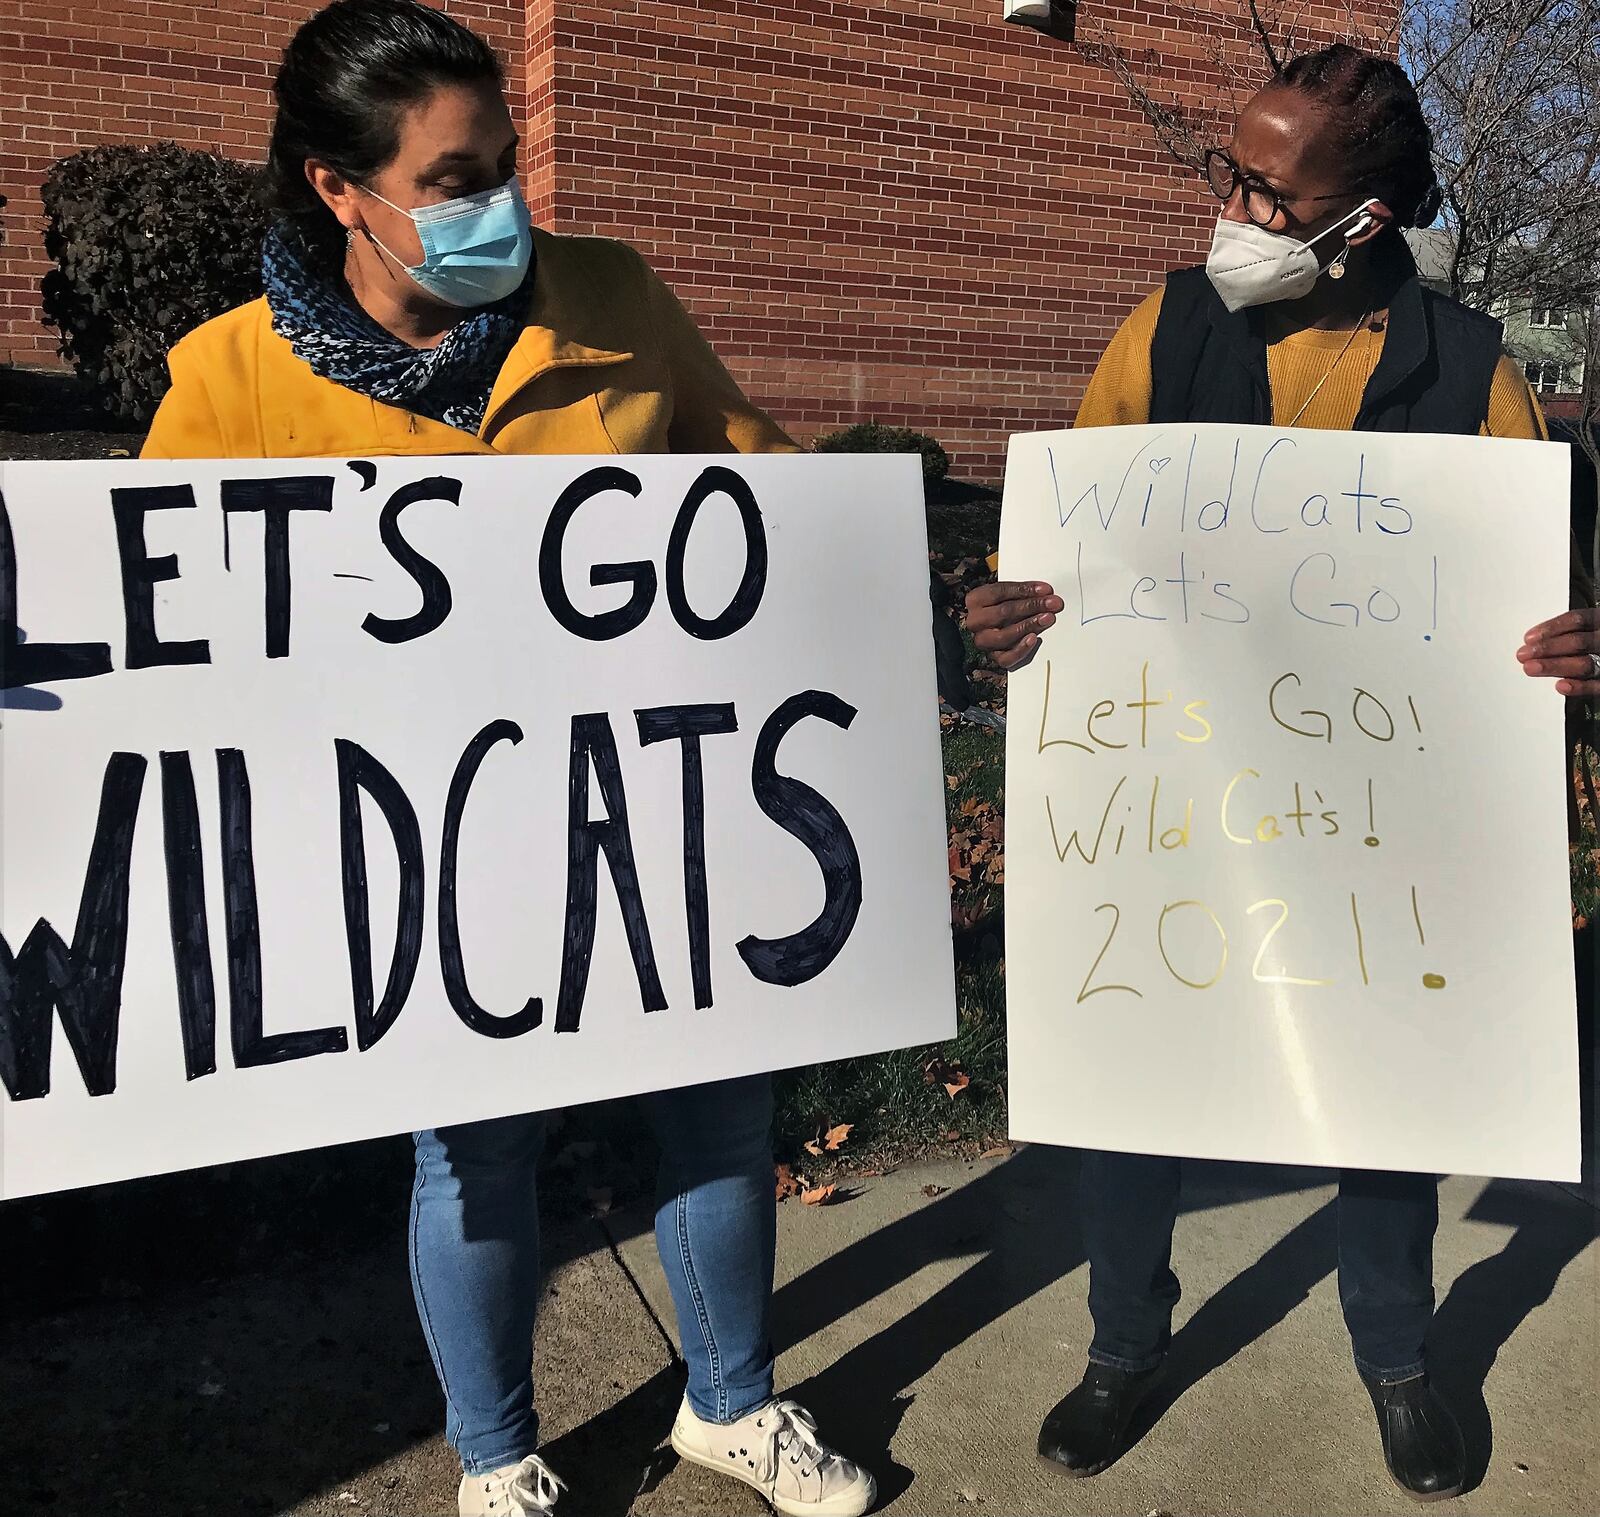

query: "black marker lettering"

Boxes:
[336, 739, 425, 1051]
[160, 751, 216, 1081]
[556, 713, 666, 1031]
[664, 466, 767, 639]
[111, 485, 211, 670]
[0, 752, 145, 1099]
[220, 475, 335, 659]
[439, 720, 543, 1038]
[538, 467, 654, 640]
[0, 488, 113, 688]
[362, 476, 459, 645]
[218, 748, 348, 1066]
[737, 691, 862, 986]
[636, 703, 739, 1009]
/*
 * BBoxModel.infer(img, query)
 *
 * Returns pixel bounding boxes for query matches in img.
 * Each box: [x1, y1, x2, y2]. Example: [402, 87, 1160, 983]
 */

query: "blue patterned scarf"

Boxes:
[261, 222, 533, 434]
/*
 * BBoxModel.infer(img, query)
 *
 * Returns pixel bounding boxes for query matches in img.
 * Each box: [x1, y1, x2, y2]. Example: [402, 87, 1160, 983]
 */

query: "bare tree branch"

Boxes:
[1249, 0, 1287, 73]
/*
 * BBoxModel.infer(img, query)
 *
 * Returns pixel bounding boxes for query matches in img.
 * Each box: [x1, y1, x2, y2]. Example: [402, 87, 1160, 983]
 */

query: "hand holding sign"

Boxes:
[963, 580, 1064, 670]
[1519, 606, 1600, 699]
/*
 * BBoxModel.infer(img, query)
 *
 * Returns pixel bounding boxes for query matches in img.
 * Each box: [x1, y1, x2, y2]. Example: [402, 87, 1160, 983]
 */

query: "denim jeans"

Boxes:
[409, 1074, 776, 1474]
[1081, 1150, 1438, 1381]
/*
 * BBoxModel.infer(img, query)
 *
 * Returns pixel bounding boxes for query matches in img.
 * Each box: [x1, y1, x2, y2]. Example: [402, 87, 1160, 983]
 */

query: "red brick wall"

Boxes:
[540, 0, 1390, 480]
[1, 1, 1392, 481]
[0, 0, 527, 368]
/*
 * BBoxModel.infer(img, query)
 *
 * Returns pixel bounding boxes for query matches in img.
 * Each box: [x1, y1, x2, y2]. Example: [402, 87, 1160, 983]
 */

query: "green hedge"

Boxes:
[814, 420, 951, 482]
[41, 143, 268, 422]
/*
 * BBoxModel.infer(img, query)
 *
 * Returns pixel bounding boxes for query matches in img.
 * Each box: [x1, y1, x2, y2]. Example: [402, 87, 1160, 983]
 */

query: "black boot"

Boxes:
[1363, 1372, 1467, 1502]
[1037, 1361, 1162, 1478]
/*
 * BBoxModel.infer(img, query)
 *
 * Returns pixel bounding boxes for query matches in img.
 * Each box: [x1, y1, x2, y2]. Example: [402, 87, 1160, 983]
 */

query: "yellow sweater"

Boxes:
[1075, 287, 1547, 440]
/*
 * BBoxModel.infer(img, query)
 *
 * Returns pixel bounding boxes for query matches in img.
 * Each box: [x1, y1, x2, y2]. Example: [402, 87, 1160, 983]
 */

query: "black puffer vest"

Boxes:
[1149, 242, 1503, 434]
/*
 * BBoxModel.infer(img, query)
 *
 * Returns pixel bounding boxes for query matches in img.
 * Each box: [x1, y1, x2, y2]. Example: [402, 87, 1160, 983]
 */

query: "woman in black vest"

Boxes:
[966, 44, 1593, 1501]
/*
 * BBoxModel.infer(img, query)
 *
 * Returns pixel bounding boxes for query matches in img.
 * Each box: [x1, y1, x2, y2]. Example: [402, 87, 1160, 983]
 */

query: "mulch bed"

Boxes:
[0, 366, 145, 461]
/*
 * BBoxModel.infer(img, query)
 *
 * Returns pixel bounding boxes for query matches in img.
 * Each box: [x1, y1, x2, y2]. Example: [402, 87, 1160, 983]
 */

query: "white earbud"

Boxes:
[1347, 213, 1376, 239]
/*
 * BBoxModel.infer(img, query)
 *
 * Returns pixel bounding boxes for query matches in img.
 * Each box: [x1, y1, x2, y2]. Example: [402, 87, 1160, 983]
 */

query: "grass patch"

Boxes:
[770, 487, 1009, 1169]
[769, 710, 1011, 1168]
[773, 960, 1009, 1166]
[1573, 743, 1600, 929]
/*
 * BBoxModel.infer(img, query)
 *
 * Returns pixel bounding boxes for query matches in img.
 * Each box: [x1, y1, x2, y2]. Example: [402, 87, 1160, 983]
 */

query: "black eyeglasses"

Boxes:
[1203, 149, 1359, 229]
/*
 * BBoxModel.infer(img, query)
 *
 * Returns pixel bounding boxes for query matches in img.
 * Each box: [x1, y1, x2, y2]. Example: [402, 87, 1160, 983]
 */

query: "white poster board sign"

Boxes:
[0, 454, 955, 1198]
[1001, 423, 1579, 1181]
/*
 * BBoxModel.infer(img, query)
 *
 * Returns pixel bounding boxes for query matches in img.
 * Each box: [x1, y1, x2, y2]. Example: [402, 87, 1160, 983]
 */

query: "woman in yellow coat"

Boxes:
[144, 6, 876, 1516]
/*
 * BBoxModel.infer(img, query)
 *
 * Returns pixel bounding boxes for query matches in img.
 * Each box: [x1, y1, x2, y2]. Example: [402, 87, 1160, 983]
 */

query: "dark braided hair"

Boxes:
[263, 0, 505, 258]
[1269, 44, 1443, 229]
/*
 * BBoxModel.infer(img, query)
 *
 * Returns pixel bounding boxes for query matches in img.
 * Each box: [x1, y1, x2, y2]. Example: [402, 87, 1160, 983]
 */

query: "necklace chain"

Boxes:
[1285, 310, 1375, 427]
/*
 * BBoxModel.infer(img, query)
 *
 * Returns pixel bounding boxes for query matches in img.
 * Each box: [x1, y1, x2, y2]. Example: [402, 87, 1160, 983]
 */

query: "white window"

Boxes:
[1529, 305, 1569, 329]
[1523, 360, 1582, 395]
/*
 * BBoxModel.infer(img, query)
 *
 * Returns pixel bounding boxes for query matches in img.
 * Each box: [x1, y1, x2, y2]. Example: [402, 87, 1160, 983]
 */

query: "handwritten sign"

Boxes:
[1001, 423, 1579, 1181]
[0, 454, 955, 1198]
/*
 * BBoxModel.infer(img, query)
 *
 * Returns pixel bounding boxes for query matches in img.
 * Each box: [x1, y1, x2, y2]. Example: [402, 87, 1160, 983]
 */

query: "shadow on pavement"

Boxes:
[1429, 1181, 1599, 1492]
[3, 1133, 1593, 1515]
[1130, 1193, 1342, 1446]
[0, 1135, 617, 1517]
[765, 1154, 1593, 1511]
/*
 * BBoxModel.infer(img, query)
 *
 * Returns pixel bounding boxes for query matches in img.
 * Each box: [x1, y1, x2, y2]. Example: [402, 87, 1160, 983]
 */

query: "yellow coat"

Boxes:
[142, 227, 794, 460]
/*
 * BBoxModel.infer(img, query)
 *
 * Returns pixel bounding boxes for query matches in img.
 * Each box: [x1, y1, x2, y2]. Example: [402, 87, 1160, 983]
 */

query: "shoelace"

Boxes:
[757, 1399, 831, 1481]
[500, 1454, 568, 1513]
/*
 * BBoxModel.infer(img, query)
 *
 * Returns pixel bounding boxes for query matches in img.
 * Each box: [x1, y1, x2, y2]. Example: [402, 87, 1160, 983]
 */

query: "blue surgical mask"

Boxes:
[360, 176, 533, 308]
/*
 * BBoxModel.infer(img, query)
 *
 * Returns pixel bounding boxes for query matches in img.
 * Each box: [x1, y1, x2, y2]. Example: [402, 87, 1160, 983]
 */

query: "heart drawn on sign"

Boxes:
[1149, 457, 1172, 474]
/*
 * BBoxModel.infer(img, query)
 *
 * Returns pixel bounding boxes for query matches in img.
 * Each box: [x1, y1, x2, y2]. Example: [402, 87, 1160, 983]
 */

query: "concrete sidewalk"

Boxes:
[3, 1149, 1594, 1516]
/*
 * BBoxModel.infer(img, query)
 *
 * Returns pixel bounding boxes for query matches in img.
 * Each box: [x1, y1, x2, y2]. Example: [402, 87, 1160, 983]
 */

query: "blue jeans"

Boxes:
[409, 1074, 776, 1474]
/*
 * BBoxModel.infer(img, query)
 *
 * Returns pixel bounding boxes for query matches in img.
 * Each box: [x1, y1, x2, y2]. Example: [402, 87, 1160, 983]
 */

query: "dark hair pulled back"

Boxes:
[264, 0, 504, 255]
[1270, 44, 1443, 229]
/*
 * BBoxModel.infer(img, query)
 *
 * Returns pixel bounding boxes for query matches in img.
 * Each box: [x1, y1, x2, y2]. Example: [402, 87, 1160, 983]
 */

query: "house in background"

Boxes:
[1502, 298, 1589, 422]
[1406, 228, 1589, 423]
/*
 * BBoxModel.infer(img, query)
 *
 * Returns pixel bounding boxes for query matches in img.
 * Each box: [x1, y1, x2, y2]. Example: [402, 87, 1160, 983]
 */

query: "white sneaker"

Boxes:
[671, 1395, 878, 1516]
[458, 1453, 567, 1516]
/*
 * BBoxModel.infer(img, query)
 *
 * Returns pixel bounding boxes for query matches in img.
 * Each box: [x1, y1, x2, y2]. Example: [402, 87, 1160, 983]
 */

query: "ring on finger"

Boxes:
[1590, 652, 1600, 678]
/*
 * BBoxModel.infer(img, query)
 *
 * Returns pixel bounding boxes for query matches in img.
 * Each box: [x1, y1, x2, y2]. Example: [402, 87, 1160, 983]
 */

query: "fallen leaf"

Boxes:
[823, 1122, 853, 1151]
[107, 447, 131, 458]
[801, 1184, 837, 1206]
[940, 1128, 961, 1142]
[860, 1167, 885, 1179]
[921, 1183, 949, 1198]
[944, 1071, 972, 1099]
[804, 1140, 823, 1156]
[586, 1185, 613, 1217]
[979, 1144, 1012, 1160]
[775, 1164, 802, 1201]
[946, 773, 961, 790]
[951, 901, 987, 930]
[957, 1489, 981, 1505]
